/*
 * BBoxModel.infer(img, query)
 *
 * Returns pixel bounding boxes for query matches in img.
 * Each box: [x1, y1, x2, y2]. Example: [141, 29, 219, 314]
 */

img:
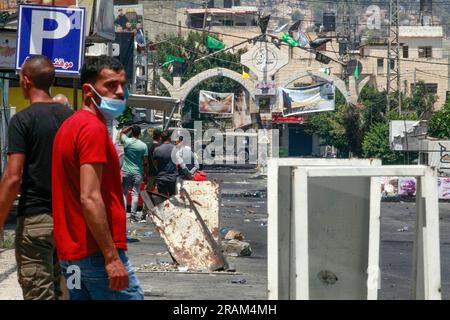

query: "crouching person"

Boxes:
[52, 56, 144, 300]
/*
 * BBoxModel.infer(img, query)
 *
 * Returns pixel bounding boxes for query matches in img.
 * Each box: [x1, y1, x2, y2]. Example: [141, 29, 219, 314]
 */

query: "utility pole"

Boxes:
[387, 0, 401, 114]
[202, 0, 209, 39]
[337, 0, 354, 78]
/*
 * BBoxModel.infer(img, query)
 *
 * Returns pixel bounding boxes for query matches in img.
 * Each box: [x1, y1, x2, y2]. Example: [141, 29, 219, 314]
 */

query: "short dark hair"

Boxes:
[21, 55, 55, 91]
[161, 130, 172, 142]
[131, 125, 141, 137]
[152, 128, 162, 141]
[80, 55, 124, 85]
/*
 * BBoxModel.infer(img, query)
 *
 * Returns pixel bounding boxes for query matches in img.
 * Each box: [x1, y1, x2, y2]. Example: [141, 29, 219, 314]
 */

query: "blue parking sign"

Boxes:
[15, 5, 86, 76]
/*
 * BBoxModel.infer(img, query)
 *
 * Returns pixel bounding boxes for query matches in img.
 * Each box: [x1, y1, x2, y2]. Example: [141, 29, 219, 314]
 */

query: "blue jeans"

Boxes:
[122, 171, 143, 217]
[59, 250, 144, 300]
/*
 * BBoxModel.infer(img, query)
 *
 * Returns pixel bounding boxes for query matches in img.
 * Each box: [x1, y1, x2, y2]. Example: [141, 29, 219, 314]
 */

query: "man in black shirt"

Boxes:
[0, 55, 73, 300]
[141, 128, 161, 220]
[114, 8, 129, 29]
[153, 131, 177, 196]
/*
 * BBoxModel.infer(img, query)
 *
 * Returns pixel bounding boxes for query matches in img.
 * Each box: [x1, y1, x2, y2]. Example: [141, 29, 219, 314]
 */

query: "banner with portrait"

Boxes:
[0, 1, 76, 11]
[199, 91, 234, 115]
[279, 81, 335, 116]
[0, 32, 16, 70]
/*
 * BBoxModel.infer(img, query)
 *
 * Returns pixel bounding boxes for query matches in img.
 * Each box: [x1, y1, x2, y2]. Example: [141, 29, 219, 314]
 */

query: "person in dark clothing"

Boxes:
[152, 131, 177, 196]
[141, 128, 161, 220]
[146, 128, 161, 193]
[114, 8, 129, 29]
[0, 55, 73, 300]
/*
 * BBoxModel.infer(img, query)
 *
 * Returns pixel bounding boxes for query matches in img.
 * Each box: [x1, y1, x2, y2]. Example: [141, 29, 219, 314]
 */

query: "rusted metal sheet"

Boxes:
[141, 189, 228, 272]
[177, 180, 221, 243]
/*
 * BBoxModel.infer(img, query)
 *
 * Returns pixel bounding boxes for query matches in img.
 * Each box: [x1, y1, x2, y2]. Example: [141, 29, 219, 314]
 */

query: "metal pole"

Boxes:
[202, 0, 208, 39]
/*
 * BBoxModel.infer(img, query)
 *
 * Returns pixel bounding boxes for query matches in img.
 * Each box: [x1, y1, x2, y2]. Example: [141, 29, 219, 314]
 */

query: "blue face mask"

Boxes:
[89, 84, 128, 120]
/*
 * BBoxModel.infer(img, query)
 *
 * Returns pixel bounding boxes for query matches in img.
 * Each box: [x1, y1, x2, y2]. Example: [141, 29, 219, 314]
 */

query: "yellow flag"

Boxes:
[242, 68, 250, 80]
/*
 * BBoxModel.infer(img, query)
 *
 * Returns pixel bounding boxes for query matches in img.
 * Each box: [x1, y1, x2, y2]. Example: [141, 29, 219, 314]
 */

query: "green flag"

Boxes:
[165, 54, 185, 64]
[354, 63, 360, 80]
[206, 35, 225, 50]
[281, 32, 299, 47]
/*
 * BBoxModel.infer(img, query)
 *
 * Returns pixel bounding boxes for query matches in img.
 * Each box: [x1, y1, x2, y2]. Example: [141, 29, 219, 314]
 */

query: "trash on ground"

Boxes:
[140, 231, 154, 238]
[397, 225, 409, 232]
[244, 219, 251, 223]
[231, 278, 247, 284]
[224, 229, 244, 241]
[222, 240, 252, 257]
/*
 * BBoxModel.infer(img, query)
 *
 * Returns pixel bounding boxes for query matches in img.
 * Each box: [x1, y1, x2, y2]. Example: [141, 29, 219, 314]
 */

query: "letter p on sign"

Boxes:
[29, 11, 71, 55]
[16, 4, 86, 76]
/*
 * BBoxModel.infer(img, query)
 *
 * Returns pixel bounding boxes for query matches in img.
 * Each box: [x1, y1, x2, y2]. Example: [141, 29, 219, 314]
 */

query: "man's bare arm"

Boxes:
[0, 153, 25, 239]
[120, 126, 132, 137]
[80, 162, 128, 291]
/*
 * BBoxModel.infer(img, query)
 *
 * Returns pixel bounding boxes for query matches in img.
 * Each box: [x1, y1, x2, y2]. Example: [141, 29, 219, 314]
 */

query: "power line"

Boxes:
[145, 15, 450, 68]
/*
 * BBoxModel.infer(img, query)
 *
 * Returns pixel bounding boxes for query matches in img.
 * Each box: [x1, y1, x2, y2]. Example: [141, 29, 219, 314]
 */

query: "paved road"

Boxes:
[1, 168, 450, 300]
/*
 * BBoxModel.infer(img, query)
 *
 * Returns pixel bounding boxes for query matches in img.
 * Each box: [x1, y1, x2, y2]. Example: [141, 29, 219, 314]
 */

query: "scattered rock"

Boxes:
[222, 240, 252, 257]
[224, 229, 244, 241]
[231, 278, 247, 284]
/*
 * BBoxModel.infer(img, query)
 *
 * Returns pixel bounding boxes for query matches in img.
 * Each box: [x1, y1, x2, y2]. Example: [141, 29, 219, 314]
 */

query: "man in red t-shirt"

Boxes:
[52, 56, 143, 300]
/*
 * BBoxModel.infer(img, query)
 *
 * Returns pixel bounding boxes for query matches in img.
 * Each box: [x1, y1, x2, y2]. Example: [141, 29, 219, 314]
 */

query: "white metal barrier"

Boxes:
[267, 158, 441, 300]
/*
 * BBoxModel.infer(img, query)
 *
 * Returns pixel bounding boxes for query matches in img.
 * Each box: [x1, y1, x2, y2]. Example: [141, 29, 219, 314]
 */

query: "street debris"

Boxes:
[224, 229, 244, 241]
[244, 219, 251, 223]
[397, 225, 410, 232]
[135, 262, 240, 274]
[222, 240, 252, 257]
[231, 278, 247, 284]
[246, 209, 256, 214]
[318, 270, 338, 285]
[141, 188, 228, 271]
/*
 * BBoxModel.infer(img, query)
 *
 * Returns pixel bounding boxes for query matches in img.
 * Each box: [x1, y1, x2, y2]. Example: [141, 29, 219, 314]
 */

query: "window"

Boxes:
[377, 58, 384, 74]
[411, 83, 438, 94]
[418, 46, 432, 58]
[403, 46, 409, 58]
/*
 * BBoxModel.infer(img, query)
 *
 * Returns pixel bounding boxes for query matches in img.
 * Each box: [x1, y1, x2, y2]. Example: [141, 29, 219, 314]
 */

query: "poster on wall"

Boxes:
[114, 4, 145, 50]
[438, 177, 450, 200]
[398, 177, 417, 196]
[199, 91, 234, 115]
[233, 92, 252, 129]
[0, 32, 16, 70]
[279, 81, 335, 116]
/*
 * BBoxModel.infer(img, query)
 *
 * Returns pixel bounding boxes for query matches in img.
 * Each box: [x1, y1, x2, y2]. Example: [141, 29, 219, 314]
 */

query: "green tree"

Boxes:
[362, 122, 401, 164]
[402, 81, 437, 118]
[428, 99, 450, 139]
